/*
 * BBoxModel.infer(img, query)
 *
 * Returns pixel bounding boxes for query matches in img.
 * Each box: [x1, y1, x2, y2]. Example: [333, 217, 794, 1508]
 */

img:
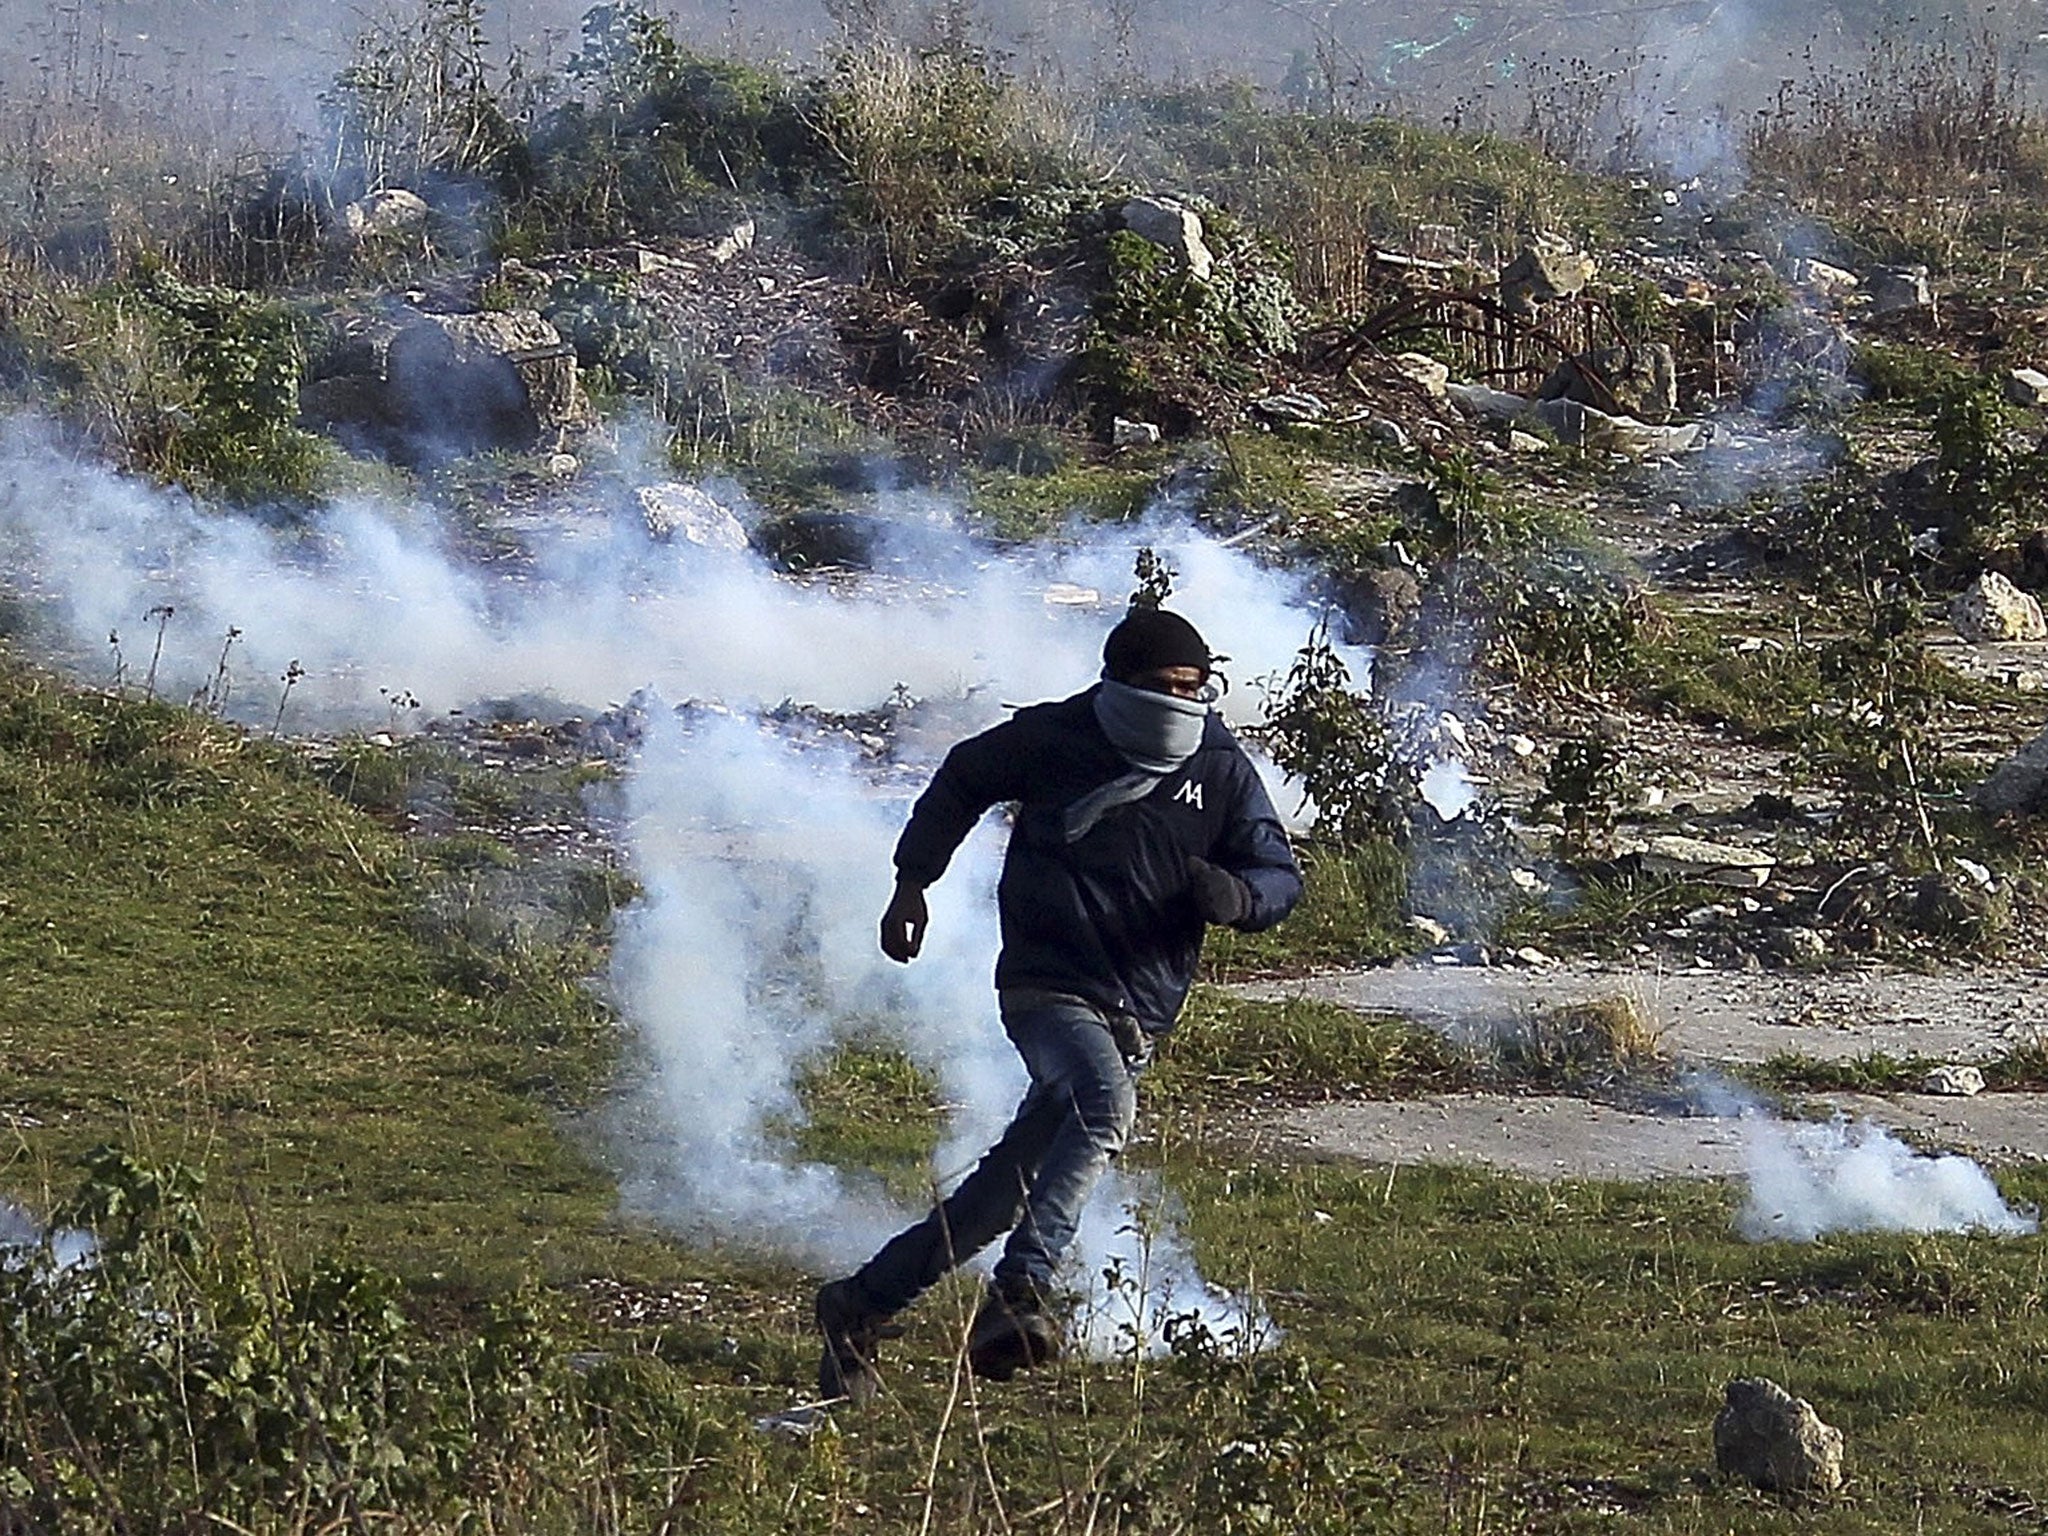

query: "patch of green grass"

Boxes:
[0, 656, 620, 1285]
[785, 1040, 944, 1196]
[1205, 838, 1412, 978]
[962, 455, 1157, 541]
[1744, 1050, 1932, 1096]
[1501, 871, 1731, 958]
[1151, 991, 1464, 1104]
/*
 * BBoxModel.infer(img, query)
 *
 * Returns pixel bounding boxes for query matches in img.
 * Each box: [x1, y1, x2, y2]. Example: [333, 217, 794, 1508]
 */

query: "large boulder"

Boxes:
[1977, 724, 2048, 814]
[1869, 265, 1933, 314]
[1713, 1378, 1844, 1494]
[1952, 571, 2047, 643]
[1118, 196, 1215, 281]
[1500, 242, 1595, 317]
[325, 187, 431, 247]
[1536, 343, 1678, 423]
[1529, 398, 1701, 457]
[304, 305, 589, 461]
[636, 483, 748, 550]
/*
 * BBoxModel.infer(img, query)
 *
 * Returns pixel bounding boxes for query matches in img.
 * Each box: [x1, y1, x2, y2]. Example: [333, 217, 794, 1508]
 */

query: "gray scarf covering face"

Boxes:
[1063, 680, 1212, 841]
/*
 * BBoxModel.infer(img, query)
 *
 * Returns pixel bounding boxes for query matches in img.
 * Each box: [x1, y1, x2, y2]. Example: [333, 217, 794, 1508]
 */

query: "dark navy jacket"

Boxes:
[893, 687, 1303, 1032]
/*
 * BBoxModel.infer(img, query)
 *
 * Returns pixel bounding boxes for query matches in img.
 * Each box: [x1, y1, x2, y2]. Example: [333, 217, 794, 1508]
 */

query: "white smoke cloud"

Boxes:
[1736, 1113, 2039, 1244]
[0, 420, 1353, 731]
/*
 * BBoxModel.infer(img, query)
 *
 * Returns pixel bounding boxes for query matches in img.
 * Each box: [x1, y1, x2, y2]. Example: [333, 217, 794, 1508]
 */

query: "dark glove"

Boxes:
[1186, 857, 1253, 926]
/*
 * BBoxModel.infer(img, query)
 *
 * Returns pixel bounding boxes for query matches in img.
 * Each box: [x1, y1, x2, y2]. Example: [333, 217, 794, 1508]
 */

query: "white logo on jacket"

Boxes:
[1172, 779, 1204, 811]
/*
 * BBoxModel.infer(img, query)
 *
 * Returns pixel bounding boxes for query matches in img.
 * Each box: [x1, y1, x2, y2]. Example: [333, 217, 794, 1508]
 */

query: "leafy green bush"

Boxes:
[1254, 619, 1415, 847]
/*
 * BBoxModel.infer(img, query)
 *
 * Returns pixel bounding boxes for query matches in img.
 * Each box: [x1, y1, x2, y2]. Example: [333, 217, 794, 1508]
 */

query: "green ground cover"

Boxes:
[6, 651, 2048, 1531]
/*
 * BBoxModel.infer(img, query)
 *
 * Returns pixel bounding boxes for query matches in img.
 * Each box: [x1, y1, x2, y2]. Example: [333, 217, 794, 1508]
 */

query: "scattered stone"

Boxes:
[1364, 416, 1409, 448]
[307, 305, 590, 458]
[1408, 915, 1452, 946]
[1536, 343, 1678, 423]
[1713, 1378, 1844, 1494]
[1119, 196, 1215, 281]
[1509, 945, 1555, 968]
[1041, 582, 1102, 607]
[1509, 868, 1546, 892]
[1977, 725, 2048, 815]
[636, 483, 748, 550]
[1499, 242, 1595, 316]
[1251, 390, 1329, 423]
[1637, 834, 1775, 888]
[1509, 735, 1537, 758]
[1529, 398, 1702, 457]
[1392, 352, 1450, 399]
[1951, 571, 2047, 643]
[1112, 416, 1162, 447]
[1953, 857, 1994, 890]
[1507, 429, 1548, 454]
[709, 218, 756, 263]
[1765, 926, 1830, 964]
[625, 245, 674, 275]
[1921, 1064, 1986, 1097]
[546, 452, 580, 478]
[1869, 265, 1933, 314]
[2006, 367, 2048, 408]
[1444, 380, 1527, 421]
[1342, 566, 1422, 645]
[1791, 257, 1859, 296]
[326, 187, 430, 246]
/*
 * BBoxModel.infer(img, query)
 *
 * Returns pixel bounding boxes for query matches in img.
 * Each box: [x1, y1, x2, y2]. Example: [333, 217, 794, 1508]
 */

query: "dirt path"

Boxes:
[1237, 961, 2048, 1063]
[1236, 961, 2048, 1176]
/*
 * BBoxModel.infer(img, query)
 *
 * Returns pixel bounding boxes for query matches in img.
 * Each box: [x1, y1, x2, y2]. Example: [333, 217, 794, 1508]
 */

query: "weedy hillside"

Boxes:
[8, 0, 2048, 1530]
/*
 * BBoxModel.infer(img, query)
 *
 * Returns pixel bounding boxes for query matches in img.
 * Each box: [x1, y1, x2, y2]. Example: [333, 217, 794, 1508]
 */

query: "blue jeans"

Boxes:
[851, 997, 1147, 1313]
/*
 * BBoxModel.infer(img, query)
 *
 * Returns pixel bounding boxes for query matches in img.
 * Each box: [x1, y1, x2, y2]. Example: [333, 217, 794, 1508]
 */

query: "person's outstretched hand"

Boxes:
[879, 881, 929, 962]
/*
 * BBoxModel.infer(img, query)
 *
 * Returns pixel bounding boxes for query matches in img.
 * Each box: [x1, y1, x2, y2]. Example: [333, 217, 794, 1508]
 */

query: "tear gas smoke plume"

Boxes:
[0, 423, 1339, 1351]
[1736, 1113, 2039, 1243]
[1681, 1074, 2038, 1242]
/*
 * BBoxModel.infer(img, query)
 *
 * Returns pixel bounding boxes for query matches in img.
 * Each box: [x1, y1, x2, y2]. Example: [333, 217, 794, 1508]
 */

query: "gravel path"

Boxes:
[1236, 962, 2048, 1177]
[1237, 961, 2048, 1063]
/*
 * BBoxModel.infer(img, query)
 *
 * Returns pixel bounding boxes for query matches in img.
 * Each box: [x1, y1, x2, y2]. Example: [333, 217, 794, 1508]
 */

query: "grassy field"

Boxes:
[5, 647, 2048, 1532]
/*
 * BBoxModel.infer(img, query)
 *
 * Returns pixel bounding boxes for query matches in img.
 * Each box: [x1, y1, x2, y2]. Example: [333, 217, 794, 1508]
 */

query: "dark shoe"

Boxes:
[815, 1278, 897, 1405]
[966, 1276, 1063, 1382]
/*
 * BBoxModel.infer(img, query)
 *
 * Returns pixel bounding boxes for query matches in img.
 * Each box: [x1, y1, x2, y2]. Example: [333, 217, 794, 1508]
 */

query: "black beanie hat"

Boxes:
[1102, 606, 1213, 680]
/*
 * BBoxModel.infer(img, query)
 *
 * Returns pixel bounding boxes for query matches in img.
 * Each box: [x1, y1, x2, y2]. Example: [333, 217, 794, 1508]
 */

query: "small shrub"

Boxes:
[1254, 618, 1416, 848]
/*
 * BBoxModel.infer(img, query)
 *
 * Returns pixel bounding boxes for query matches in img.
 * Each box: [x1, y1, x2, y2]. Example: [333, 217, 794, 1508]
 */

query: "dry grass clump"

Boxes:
[1493, 992, 1664, 1085]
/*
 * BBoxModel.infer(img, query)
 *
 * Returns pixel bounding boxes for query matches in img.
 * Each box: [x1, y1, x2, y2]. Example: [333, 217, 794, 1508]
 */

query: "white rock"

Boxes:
[636, 483, 748, 551]
[1251, 391, 1329, 423]
[1638, 834, 1776, 888]
[1120, 196, 1214, 282]
[1953, 857, 1994, 888]
[1920, 1064, 1986, 1097]
[1951, 571, 2047, 643]
[1408, 915, 1452, 945]
[1530, 397, 1702, 457]
[1041, 582, 1101, 607]
[546, 452, 580, 478]
[710, 218, 755, 263]
[327, 187, 430, 246]
[2006, 367, 2048, 407]
[1792, 257, 1859, 295]
[1507, 429, 1548, 454]
[1509, 945, 1554, 968]
[1392, 352, 1450, 399]
[1112, 416, 1162, 447]
[1509, 734, 1537, 758]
